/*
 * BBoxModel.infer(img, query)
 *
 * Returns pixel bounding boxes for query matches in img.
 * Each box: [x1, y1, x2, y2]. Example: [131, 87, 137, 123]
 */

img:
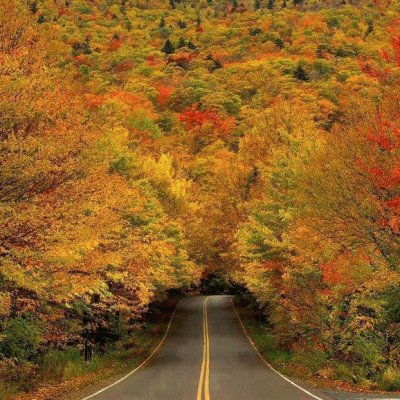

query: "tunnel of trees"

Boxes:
[2, 0, 400, 396]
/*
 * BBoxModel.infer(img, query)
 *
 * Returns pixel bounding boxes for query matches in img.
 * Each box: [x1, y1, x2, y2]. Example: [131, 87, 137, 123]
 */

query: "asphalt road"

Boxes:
[81, 296, 333, 400]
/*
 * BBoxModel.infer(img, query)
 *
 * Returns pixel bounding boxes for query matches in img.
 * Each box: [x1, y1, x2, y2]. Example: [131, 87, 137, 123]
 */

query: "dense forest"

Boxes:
[2, 0, 400, 396]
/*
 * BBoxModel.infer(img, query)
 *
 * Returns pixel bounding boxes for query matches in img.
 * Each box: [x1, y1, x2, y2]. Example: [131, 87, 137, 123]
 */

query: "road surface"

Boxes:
[80, 296, 335, 400]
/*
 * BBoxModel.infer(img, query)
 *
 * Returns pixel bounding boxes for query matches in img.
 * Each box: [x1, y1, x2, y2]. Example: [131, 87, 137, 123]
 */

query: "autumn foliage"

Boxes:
[3, 0, 400, 397]
[179, 104, 235, 138]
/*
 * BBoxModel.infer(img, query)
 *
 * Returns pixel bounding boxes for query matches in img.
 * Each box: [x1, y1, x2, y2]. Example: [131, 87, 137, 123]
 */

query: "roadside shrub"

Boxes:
[253, 331, 292, 364]
[291, 348, 328, 374]
[0, 379, 18, 399]
[347, 335, 385, 376]
[40, 348, 81, 383]
[0, 359, 39, 392]
[63, 356, 105, 380]
[334, 362, 370, 384]
[334, 363, 355, 383]
[380, 367, 400, 391]
[254, 331, 277, 353]
[0, 318, 42, 362]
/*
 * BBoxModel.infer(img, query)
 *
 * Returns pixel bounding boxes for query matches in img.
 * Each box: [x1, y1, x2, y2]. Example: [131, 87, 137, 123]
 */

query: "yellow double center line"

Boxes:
[197, 296, 211, 400]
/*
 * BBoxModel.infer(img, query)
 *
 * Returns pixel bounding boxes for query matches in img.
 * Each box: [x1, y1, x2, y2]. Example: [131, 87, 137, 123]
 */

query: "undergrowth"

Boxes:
[235, 299, 400, 393]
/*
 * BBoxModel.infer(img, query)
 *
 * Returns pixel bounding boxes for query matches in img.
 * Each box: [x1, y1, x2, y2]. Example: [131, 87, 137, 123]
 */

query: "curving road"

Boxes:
[82, 296, 331, 400]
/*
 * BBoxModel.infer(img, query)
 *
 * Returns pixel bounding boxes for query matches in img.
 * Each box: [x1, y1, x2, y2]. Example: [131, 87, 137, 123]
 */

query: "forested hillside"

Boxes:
[2, 0, 400, 396]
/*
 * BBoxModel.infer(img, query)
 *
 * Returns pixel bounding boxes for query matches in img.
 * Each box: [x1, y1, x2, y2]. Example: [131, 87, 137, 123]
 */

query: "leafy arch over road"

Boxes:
[2, 0, 400, 395]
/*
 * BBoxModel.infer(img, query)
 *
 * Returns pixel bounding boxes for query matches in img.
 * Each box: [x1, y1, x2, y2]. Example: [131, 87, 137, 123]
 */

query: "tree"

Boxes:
[159, 16, 166, 28]
[162, 38, 175, 55]
[293, 63, 309, 81]
[29, 1, 37, 13]
[178, 20, 187, 29]
[188, 40, 197, 50]
[0, 2, 201, 387]
[177, 37, 186, 48]
[274, 37, 284, 49]
[365, 21, 374, 39]
[196, 12, 201, 27]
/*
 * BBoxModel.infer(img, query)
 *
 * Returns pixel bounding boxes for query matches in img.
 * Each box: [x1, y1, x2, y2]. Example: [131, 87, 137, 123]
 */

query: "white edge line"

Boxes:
[81, 299, 182, 400]
[231, 298, 324, 400]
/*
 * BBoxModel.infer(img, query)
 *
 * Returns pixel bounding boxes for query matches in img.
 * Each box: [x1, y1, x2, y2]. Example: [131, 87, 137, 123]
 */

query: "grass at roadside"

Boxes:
[1, 299, 178, 400]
